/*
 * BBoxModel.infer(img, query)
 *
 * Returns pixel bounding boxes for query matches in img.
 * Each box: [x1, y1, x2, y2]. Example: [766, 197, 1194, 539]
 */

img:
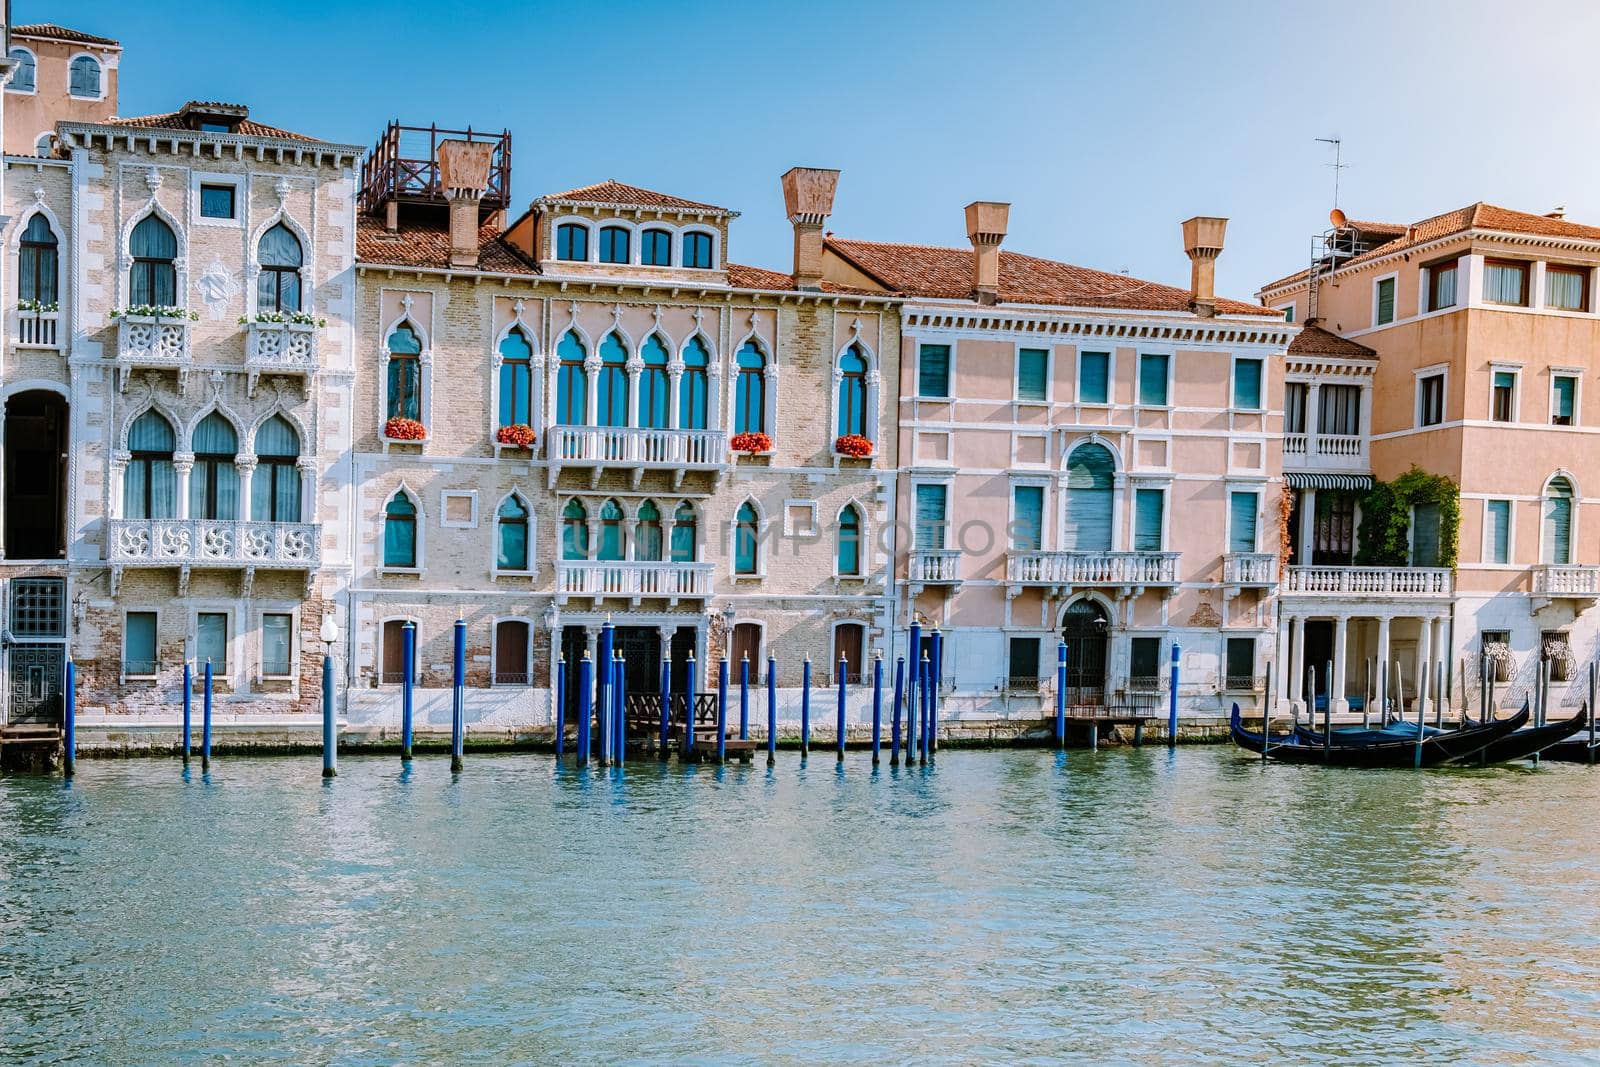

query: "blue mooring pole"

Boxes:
[614, 654, 626, 767]
[659, 658, 671, 759]
[836, 654, 847, 763]
[400, 621, 415, 762]
[684, 653, 697, 757]
[766, 652, 777, 766]
[182, 661, 193, 766]
[202, 659, 214, 772]
[1056, 641, 1068, 749]
[918, 653, 931, 764]
[451, 618, 465, 773]
[907, 622, 922, 758]
[555, 654, 567, 758]
[801, 657, 812, 758]
[739, 655, 750, 741]
[577, 652, 593, 764]
[1167, 642, 1180, 747]
[63, 660, 76, 779]
[597, 620, 614, 764]
[891, 656, 905, 766]
[871, 652, 883, 766]
[930, 629, 942, 757]
[716, 658, 728, 764]
[321, 646, 336, 778]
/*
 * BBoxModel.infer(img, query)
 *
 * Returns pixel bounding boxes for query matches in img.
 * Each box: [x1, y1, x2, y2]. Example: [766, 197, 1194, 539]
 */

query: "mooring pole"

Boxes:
[684, 652, 698, 757]
[716, 657, 728, 765]
[322, 644, 336, 779]
[202, 659, 214, 772]
[929, 628, 942, 756]
[597, 619, 614, 764]
[400, 621, 415, 762]
[64, 660, 76, 779]
[907, 622, 921, 759]
[555, 654, 567, 758]
[1055, 641, 1067, 749]
[800, 657, 811, 758]
[766, 651, 777, 766]
[1261, 662, 1271, 761]
[658, 658, 671, 759]
[182, 661, 193, 767]
[836, 653, 848, 763]
[891, 656, 904, 766]
[577, 652, 593, 765]
[1589, 659, 1597, 761]
[918, 652, 931, 764]
[739, 654, 750, 742]
[450, 618, 466, 773]
[1414, 666, 1426, 770]
[1168, 642, 1180, 747]
[614, 653, 627, 768]
[871, 651, 883, 766]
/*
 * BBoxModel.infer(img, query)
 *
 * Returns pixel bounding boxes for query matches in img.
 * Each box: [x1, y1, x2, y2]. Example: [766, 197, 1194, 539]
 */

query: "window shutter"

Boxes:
[1138, 354, 1169, 406]
[1544, 484, 1574, 564]
[1411, 503, 1441, 566]
[1226, 638, 1254, 679]
[1079, 352, 1109, 404]
[915, 485, 947, 550]
[1012, 485, 1043, 550]
[1008, 637, 1040, 680]
[1017, 349, 1048, 401]
[919, 345, 950, 398]
[1555, 377, 1576, 421]
[1064, 445, 1114, 551]
[1376, 277, 1395, 324]
[1233, 359, 1262, 409]
[1486, 500, 1510, 564]
[1134, 489, 1164, 552]
[1228, 492, 1257, 553]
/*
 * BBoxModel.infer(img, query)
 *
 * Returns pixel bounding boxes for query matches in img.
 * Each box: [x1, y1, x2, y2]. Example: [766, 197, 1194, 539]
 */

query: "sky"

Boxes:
[39, 0, 1600, 301]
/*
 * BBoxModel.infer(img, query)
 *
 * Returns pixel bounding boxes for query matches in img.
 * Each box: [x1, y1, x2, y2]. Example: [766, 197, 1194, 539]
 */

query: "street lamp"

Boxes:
[320, 613, 339, 778]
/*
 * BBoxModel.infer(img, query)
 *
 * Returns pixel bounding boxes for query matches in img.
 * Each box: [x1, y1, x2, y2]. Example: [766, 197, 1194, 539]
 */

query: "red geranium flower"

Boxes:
[384, 417, 427, 441]
[496, 424, 536, 448]
[730, 431, 772, 453]
[834, 434, 874, 458]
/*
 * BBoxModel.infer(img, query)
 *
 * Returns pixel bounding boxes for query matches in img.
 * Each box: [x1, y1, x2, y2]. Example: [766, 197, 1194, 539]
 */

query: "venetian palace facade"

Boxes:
[9, 14, 1575, 744]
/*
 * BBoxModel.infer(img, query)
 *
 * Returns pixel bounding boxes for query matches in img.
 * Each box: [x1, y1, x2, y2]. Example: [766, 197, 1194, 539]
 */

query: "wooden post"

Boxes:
[1167, 642, 1180, 746]
[891, 656, 904, 766]
[202, 659, 214, 773]
[716, 658, 728, 765]
[182, 661, 192, 767]
[739, 655, 750, 741]
[1055, 641, 1067, 749]
[658, 658, 670, 759]
[597, 620, 613, 764]
[556, 654, 567, 757]
[577, 652, 592, 764]
[929, 629, 942, 756]
[64, 660, 75, 779]
[800, 657, 811, 758]
[614, 653, 626, 768]
[321, 649, 336, 779]
[871, 652, 883, 766]
[835, 653, 847, 763]
[683, 653, 697, 757]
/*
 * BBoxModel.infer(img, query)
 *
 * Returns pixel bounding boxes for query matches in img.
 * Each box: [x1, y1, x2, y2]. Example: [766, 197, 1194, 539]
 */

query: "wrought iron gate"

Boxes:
[1061, 599, 1109, 706]
[7, 578, 66, 723]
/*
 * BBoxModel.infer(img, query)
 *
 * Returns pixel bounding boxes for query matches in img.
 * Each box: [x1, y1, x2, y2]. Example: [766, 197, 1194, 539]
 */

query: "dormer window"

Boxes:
[556, 223, 588, 262]
[641, 228, 671, 266]
[598, 226, 630, 264]
[177, 101, 250, 133]
[684, 232, 714, 269]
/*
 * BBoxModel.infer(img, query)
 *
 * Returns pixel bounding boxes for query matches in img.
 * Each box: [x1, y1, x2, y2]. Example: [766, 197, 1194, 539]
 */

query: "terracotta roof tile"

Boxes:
[825, 238, 1278, 317]
[104, 111, 319, 142]
[13, 23, 118, 46]
[1287, 323, 1377, 360]
[724, 263, 881, 296]
[537, 180, 732, 215]
[356, 216, 538, 275]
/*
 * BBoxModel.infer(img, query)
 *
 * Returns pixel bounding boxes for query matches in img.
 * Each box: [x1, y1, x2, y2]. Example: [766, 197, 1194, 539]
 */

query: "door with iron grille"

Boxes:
[7, 578, 66, 723]
[1060, 598, 1109, 706]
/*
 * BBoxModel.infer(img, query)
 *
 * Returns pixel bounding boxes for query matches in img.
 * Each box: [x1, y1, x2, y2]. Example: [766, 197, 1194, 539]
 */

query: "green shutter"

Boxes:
[1544, 482, 1574, 564]
[1139, 354, 1169, 406]
[915, 485, 947, 550]
[918, 344, 950, 398]
[1228, 492, 1257, 553]
[1376, 277, 1396, 324]
[1064, 445, 1114, 551]
[1012, 485, 1043, 550]
[1411, 503, 1441, 566]
[124, 612, 157, 671]
[1079, 352, 1109, 404]
[1134, 489, 1164, 552]
[1486, 500, 1510, 564]
[1233, 359, 1262, 410]
[1017, 348, 1048, 401]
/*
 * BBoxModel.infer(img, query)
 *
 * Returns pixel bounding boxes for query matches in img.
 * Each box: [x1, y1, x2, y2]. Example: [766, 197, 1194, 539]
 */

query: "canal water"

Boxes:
[2, 749, 1598, 1065]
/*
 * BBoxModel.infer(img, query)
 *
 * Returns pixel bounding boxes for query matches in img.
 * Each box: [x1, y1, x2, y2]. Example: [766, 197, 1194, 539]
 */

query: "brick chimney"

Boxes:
[1181, 216, 1228, 318]
[781, 167, 840, 291]
[437, 139, 498, 269]
[964, 201, 1010, 305]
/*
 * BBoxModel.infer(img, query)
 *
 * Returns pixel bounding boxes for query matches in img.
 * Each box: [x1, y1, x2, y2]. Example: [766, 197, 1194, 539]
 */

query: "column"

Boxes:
[1331, 615, 1349, 716]
[1288, 615, 1305, 710]
[1376, 615, 1392, 717]
[1306, 382, 1321, 458]
[1415, 616, 1432, 721]
[109, 451, 130, 521]
[173, 452, 195, 521]
[583, 353, 601, 426]
[1276, 612, 1292, 714]
[667, 359, 683, 431]
[625, 355, 643, 429]
[236, 456, 257, 523]
[1298, 487, 1317, 565]
[297, 457, 318, 525]
[1431, 616, 1446, 722]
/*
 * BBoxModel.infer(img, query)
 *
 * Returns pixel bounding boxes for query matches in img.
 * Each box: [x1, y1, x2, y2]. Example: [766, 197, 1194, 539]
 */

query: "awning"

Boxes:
[1284, 472, 1373, 491]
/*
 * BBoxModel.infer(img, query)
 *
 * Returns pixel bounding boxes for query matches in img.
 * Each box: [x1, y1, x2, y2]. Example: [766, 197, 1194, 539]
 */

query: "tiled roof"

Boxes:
[1286, 323, 1377, 360]
[104, 111, 319, 142]
[825, 237, 1278, 316]
[726, 263, 794, 290]
[13, 23, 119, 46]
[537, 180, 732, 215]
[355, 216, 538, 275]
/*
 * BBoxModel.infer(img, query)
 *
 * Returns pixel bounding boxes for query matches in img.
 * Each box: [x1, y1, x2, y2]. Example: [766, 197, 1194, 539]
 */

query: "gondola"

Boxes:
[1541, 735, 1600, 764]
[1448, 701, 1588, 765]
[1230, 702, 1528, 768]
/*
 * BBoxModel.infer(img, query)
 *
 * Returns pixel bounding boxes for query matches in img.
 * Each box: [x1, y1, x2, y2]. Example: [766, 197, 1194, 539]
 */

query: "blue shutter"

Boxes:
[1139, 354, 1169, 406]
[1134, 489, 1164, 551]
[1017, 349, 1048, 401]
[1233, 359, 1262, 410]
[1064, 445, 1114, 551]
[1544, 481, 1574, 564]
[1229, 492, 1257, 553]
[915, 485, 947, 550]
[1486, 500, 1510, 564]
[918, 344, 950, 398]
[1079, 352, 1109, 404]
[1012, 485, 1043, 550]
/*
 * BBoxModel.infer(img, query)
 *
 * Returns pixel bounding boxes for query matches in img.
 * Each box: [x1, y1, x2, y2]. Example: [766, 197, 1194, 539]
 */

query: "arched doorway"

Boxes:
[1061, 598, 1110, 705]
[5, 390, 67, 560]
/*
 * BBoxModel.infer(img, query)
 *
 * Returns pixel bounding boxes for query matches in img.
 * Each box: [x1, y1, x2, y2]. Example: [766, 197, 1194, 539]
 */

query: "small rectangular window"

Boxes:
[1483, 259, 1529, 306]
[1553, 374, 1577, 426]
[1138, 354, 1169, 406]
[1229, 492, 1258, 553]
[197, 612, 228, 673]
[1428, 261, 1459, 312]
[1485, 499, 1511, 564]
[1417, 373, 1445, 427]
[1546, 265, 1589, 312]
[1130, 637, 1160, 683]
[1008, 637, 1041, 688]
[1375, 277, 1396, 325]
[915, 484, 948, 550]
[200, 183, 235, 220]
[1225, 638, 1255, 689]
[1016, 348, 1048, 401]
[1134, 488, 1164, 552]
[1492, 371, 1516, 422]
[125, 612, 158, 676]
[1280, 305, 1295, 323]
[1078, 352, 1110, 404]
[1412, 503, 1442, 566]
[1012, 485, 1044, 551]
[918, 344, 950, 398]
[262, 613, 292, 676]
[1233, 358, 1262, 410]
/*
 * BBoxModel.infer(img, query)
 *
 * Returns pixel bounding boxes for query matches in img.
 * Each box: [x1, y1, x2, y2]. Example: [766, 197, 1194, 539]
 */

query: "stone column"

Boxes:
[1288, 615, 1305, 710]
[625, 354, 643, 428]
[1298, 487, 1317, 564]
[1306, 382, 1321, 458]
[109, 450, 130, 520]
[297, 457, 318, 525]
[583, 352, 601, 426]
[236, 455, 257, 522]
[173, 452, 195, 521]
[1415, 616, 1432, 721]
[667, 358, 684, 431]
[1332, 615, 1349, 716]
[1276, 612, 1292, 714]
[1376, 615, 1392, 717]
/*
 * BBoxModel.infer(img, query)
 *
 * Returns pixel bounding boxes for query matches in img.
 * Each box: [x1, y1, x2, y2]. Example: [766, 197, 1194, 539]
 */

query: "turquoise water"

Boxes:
[2, 749, 1599, 1065]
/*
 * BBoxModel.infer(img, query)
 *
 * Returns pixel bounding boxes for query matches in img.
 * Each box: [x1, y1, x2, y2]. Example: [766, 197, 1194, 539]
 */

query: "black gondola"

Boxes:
[1230, 702, 1529, 768]
[1453, 702, 1589, 765]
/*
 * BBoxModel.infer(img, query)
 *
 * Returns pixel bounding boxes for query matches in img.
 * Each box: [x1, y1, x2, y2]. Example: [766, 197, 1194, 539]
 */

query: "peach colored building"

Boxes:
[1260, 204, 1600, 721]
[4, 23, 119, 157]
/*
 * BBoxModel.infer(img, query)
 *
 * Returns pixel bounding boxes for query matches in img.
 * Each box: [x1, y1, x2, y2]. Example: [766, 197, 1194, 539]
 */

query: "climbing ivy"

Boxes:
[1353, 466, 1460, 569]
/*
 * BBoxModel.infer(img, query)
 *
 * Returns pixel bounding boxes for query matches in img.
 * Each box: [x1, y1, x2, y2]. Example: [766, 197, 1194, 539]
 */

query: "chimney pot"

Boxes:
[437, 139, 498, 269]
[1181, 216, 1228, 318]
[965, 200, 1010, 305]
[782, 167, 840, 291]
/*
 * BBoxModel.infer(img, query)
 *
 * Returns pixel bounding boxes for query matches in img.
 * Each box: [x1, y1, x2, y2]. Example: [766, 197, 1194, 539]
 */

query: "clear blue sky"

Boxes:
[41, 0, 1600, 301]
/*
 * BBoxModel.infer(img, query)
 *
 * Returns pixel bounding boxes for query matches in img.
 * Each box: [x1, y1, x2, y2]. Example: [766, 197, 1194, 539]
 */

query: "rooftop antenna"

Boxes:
[1316, 136, 1347, 212]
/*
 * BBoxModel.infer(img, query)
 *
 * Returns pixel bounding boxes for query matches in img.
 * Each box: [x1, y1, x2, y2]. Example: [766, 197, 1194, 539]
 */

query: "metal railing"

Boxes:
[1282, 565, 1452, 597]
[1007, 550, 1180, 586]
[358, 121, 511, 214]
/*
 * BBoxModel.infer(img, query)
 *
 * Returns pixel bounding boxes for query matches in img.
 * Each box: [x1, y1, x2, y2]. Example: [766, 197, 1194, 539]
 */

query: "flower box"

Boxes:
[730, 431, 772, 454]
[833, 434, 874, 458]
[496, 424, 536, 449]
[384, 416, 427, 441]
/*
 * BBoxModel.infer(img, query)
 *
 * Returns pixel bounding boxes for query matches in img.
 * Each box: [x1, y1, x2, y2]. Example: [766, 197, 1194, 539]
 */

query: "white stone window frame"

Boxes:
[730, 496, 768, 581]
[1008, 474, 1053, 553]
[832, 497, 873, 580]
[121, 606, 162, 684]
[247, 200, 315, 316]
[1540, 469, 1581, 565]
[1413, 363, 1449, 428]
[1229, 351, 1266, 412]
[728, 324, 777, 440]
[729, 619, 769, 680]
[1486, 360, 1522, 424]
[1481, 497, 1516, 567]
[1549, 366, 1583, 428]
[440, 489, 478, 529]
[189, 602, 241, 690]
[491, 487, 538, 578]
[1272, 301, 1295, 324]
[6, 46, 37, 95]
[910, 474, 955, 553]
[490, 615, 536, 688]
[783, 498, 818, 538]
[827, 619, 872, 686]
[594, 218, 640, 265]
[1008, 431, 1049, 470]
[66, 51, 107, 101]
[119, 195, 189, 312]
[829, 328, 882, 457]
[190, 170, 245, 229]
[379, 484, 425, 576]
[1059, 433, 1126, 553]
[1371, 270, 1399, 327]
[1135, 348, 1176, 410]
[378, 296, 433, 449]
[254, 604, 301, 685]
[1075, 347, 1116, 406]
[1126, 474, 1175, 554]
[8, 201, 70, 348]
[1223, 482, 1264, 555]
[490, 304, 544, 448]
[678, 225, 720, 271]
[377, 615, 424, 686]
[913, 336, 955, 401]
[1012, 341, 1052, 405]
[550, 216, 595, 263]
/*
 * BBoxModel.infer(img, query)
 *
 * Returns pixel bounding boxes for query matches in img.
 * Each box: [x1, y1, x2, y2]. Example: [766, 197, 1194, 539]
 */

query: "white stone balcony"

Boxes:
[116, 314, 192, 391]
[108, 518, 321, 596]
[1006, 550, 1180, 596]
[1281, 565, 1452, 598]
[909, 548, 962, 589]
[1223, 552, 1279, 587]
[1283, 431, 1368, 472]
[555, 559, 714, 606]
[546, 425, 728, 489]
[1530, 564, 1600, 611]
[245, 321, 319, 396]
[16, 310, 60, 350]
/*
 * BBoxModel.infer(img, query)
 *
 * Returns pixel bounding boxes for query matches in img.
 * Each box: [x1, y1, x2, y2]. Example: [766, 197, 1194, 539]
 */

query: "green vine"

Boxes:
[1353, 465, 1460, 569]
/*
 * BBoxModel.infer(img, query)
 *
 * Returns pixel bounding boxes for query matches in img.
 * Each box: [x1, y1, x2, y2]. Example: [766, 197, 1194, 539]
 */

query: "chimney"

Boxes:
[1546, 206, 1567, 220]
[781, 167, 839, 291]
[964, 201, 1009, 305]
[437, 139, 498, 269]
[1181, 216, 1228, 318]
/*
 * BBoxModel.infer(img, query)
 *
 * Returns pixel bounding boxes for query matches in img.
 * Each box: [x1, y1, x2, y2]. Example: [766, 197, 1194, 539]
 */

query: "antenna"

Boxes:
[1315, 136, 1347, 211]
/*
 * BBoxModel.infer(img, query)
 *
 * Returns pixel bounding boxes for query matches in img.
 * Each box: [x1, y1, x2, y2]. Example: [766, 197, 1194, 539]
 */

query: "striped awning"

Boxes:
[1284, 472, 1373, 491]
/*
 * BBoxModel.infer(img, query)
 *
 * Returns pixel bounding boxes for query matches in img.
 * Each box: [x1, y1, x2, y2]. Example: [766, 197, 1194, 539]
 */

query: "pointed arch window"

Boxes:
[129, 215, 178, 306]
[597, 333, 629, 427]
[1063, 443, 1115, 551]
[640, 336, 671, 429]
[556, 331, 588, 425]
[1544, 476, 1575, 565]
[672, 503, 698, 563]
[19, 214, 57, 305]
[562, 499, 589, 560]
[636, 500, 664, 561]
[837, 344, 868, 438]
[384, 493, 417, 568]
[190, 413, 239, 521]
[735, 342, 766, 434]
[125, 411, 177, 519]
[257, 223, 303, 313]
[734, 502, 759, 575]
[386, 323, 422, 421]
[497, 495, 530, 571]
[838, 504, 862, 576]
[599, 226, 630, 264]
[253, 415, 301, 522]
[498, 328, 533, 427]
[598, 499, 625, 561]
[679, 337, 710, 430]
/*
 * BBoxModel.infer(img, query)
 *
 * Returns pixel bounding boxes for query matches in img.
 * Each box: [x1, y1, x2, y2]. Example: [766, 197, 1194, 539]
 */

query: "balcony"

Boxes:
[16, 310, 60, 350]
[1283, 431, 1368, 471]
[546, 426, 728, 489]
[246, 322, 320, 396]
[116, 314, 192, 392]
[555, 559, 714, 606]
[108, 518, 321, 596]
[1281, 565, 1452, 599]
[1223, 552, 1278, 588]
[1006, 550, 1180, 597]
[909, 548, 961, 591]
[1530, 564, 1600, 612]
